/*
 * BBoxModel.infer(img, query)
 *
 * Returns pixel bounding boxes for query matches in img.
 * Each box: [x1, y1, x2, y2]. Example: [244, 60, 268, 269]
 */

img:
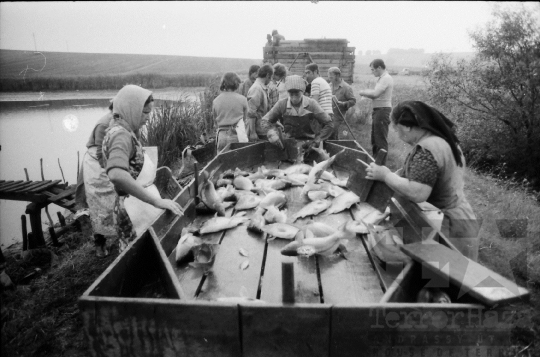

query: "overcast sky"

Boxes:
[0, 1, 533, 59]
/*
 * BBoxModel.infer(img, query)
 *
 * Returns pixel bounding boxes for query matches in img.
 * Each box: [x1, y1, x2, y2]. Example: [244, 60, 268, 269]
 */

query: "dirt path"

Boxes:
[0, 87, 204, 102]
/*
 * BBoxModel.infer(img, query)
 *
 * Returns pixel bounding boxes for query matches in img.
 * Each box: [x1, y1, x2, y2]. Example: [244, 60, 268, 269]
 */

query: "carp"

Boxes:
[307, 190, 329, 201]
[235, 194, 262, 211]
[330, 178, 348, 188]
[283, 163, 312, 175]
[302, 149, 345, 195]
[247, 167, 266, 181]
[310, 141, 330, 161]
[234, 167, 250, 177]
[216, 178, 233, 188]
[199, 171, 227, 216]
[281, 220, 361, 257]
[260, 165, 285, 178]
[233, 175, 254, 191]
[220, 169, 235, 179]
[258, 191, 287, 210]
[175, 230, 203, 264]
[292, 199, 331, 221]
[283, 173, 308, 186]
[261, 223, 300, 240]
[326, 191, 360, 215]
[199, 214, 248, 234]
[247, 211, 266, 233]
[216, 185, 237, 202]
[264, 206, 287, 224]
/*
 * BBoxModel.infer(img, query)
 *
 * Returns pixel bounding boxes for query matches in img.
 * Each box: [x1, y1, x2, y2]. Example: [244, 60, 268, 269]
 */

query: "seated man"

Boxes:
[261, 75, 333, 155]
[272, 29, 285, 46]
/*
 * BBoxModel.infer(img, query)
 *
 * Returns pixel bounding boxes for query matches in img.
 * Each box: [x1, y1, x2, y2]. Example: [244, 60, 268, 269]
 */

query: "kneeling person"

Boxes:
[261, 75, 333, 153]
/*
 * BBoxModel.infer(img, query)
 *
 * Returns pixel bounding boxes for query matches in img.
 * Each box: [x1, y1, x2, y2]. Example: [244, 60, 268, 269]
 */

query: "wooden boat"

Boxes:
[79, 140, 529, 357]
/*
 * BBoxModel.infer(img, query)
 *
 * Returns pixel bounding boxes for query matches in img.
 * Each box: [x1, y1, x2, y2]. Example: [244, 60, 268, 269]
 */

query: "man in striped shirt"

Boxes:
[304, 63, 333, 125]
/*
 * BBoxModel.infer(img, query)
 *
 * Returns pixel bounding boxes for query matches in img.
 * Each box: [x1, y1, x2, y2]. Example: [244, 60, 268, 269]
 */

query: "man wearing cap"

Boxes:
[328, 67, 356, 140]
[261, 75, 333, 153]
[246, 63, 274, 141]
[358, 59, 394, 156]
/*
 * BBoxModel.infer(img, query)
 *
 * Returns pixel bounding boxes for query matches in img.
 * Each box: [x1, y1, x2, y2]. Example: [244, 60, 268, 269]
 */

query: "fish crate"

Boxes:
[80, 141, 529, 357]
[263, 38, 356, 84]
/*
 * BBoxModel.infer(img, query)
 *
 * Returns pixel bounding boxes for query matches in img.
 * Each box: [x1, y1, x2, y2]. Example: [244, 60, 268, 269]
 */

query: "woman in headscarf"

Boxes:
[102, 85, 183, 251]
[212, 72, 248, 152]
[74, 101, 116, 257]
[365, 101, 480, 261]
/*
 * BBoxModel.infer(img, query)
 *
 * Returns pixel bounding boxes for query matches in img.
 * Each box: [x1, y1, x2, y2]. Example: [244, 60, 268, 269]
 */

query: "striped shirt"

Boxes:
[310, 77, 333, 115]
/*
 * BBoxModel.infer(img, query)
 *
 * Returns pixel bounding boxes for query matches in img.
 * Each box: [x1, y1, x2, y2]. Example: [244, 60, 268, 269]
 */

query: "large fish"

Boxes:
[283, 163, 313, 175]
[302, 149, 345, 194]
[283, 173, 308, 186]
[199, 171, 227, 216]
[258, 191, 287, 210]
[363, 221, 411, 266]
[281, 220, 361, 257]
[233, 176, 254, 191]
[261, 223, 300, 239]
[247, 167, 266, 181]
[216, 178, 233, 188]
[175, 230, 203, 263]
[199, 214, 248, 234]
[264, 206, 287, 223]
[310, 141, 330, 161]
[307, 190, 329, 201]
[260, 166, 285, 178]
[216, 185, 237, 202]
[254, 178, 290, 191]
[234, 167, 250, 177]
[292, 199, 331, 221]
[326, 191, 361, 215]
[247, 210, 266, 233]
[235, 194, 262, 210]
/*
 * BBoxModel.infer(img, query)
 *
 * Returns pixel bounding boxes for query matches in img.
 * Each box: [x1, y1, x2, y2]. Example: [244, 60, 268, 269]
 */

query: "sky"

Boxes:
[0, 1, 534, 59]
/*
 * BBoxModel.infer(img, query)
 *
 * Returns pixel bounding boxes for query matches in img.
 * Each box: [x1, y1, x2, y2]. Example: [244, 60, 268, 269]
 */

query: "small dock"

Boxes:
[0, 179, 76, 247]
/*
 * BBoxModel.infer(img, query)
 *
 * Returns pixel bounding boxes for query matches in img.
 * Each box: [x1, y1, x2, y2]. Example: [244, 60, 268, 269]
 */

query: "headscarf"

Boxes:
[392, 101, 463, 167]
[112, 85, 153, 134]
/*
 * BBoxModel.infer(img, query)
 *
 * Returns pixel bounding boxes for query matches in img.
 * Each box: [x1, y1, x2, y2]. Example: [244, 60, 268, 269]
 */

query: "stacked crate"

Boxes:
[263, 38, 355, 84]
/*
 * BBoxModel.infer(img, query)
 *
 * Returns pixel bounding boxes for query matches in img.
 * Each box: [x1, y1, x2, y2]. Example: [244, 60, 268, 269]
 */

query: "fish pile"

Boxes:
[176, 148, 393, 264]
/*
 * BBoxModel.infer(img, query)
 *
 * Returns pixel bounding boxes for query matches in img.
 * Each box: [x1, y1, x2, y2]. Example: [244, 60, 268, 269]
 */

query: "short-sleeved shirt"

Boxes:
[373, 72, 393, 108]
[310, 77, 333, 114]
[102, 124, 144, 182]
[402, 147, 439, 187]
[212, 92, 248, 128]
[86, 112, 113, 167]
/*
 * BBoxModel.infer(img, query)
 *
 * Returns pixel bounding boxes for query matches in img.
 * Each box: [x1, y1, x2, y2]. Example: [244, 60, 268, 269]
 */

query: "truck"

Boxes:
[263, 38, 356, 83]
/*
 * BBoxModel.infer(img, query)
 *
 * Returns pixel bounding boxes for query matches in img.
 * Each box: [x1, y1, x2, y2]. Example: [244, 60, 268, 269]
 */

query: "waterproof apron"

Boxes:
[123, 147, 164, 238]
[282, 107, 319, 162]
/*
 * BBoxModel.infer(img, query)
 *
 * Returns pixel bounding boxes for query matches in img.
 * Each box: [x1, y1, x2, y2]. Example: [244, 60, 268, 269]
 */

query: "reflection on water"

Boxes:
[0, 103, 110, 247]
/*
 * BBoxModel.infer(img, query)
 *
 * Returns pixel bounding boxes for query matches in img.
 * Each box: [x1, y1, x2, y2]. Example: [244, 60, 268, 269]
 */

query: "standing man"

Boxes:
[237, 65, 260, 97]
[304, 63, 333, 125]
[272, 62, 288, 100]
[246, 63, 274, 141]
[328, 67, 356, 140]
[358, 59, 394, 156]
[272, 30, 285, 46]
[261, 75, 333, 152]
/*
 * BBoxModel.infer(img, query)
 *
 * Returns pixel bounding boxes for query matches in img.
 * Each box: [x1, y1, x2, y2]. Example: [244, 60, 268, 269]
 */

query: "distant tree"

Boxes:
[425, 5, 540, 181]
[372, 50, 381, 56]
[357, 50, 363, 56]
[365, 50, 372, 56]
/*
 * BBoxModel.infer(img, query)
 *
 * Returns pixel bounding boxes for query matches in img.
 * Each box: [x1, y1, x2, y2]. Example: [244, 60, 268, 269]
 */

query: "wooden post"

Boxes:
[25, 202, 47, 248]
[48, 227, 60, 247]
[77, 151, 80, 181]
[57, 212, 66, 227]
[282, 262, 295, 304]
[21, 215, 28, 251]
[24, 168, 30, 181]
[193, 163, 199, 206]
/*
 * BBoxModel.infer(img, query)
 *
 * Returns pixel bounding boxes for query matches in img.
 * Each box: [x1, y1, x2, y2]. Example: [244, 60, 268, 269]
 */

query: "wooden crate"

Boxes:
[80, 141, 529, 357]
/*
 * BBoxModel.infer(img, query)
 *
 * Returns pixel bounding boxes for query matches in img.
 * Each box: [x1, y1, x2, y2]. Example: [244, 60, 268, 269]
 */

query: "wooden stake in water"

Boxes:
[58, 158, 66, 184]
[40, 158, 54, 227]
[77, 151, 80, 181]
[24, 168, 29, 181]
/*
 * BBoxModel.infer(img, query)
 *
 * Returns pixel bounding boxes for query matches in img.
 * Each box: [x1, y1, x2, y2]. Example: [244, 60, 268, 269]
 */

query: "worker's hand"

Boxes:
[301, 140, 317, 152]
[155, 198, 184, 216]
[276, 121, 285, 131]
[365, 163, 391, 182]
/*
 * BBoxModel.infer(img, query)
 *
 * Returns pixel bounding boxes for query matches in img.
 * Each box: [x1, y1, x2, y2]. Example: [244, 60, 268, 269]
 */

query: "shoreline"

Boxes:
[0, 87, 204, 102]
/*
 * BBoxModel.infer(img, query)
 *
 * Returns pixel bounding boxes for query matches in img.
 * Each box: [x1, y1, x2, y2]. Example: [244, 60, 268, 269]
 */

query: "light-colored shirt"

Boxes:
[373, 72, 393, 108]
[237, 78, 254, 98]
[212, 91, 248, 128]
[310, 77, 333, 114]
[247, 78, 270, 135]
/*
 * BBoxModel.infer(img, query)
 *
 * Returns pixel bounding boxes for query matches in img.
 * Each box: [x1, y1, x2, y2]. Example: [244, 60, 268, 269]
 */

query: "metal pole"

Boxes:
[331, 96, 358, 142]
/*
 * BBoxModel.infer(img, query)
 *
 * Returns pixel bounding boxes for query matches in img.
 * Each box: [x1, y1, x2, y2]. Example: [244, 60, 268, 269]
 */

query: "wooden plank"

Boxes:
[264, 46, 355, 52]
[9, 180, 48, 192]
[260, 162, 320, 304]
[315, 168, 383, 304]
[330, 304, 504, 357]
[79, 297, 241, 357]
[241, 304, 330, 357]
[1, 180, 36, 192]
[46, 187, 76, 202]
[401, 243, 530, 306]
[0, 191, 48, 203]
[0, 180, 24, 190]
[28, 179, 62, 193]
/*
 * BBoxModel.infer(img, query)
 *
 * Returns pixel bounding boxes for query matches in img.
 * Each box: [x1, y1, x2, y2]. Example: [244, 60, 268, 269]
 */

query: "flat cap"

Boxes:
[285, 75, 306, 92]
[328, 67, 341, 75]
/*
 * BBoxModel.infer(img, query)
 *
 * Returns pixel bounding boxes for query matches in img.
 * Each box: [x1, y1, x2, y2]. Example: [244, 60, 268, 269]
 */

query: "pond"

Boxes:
[0, 100, 111, 248]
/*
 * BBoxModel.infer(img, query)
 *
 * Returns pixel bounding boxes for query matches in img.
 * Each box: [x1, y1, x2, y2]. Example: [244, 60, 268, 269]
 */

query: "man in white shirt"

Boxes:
[358, 59, 394, 156]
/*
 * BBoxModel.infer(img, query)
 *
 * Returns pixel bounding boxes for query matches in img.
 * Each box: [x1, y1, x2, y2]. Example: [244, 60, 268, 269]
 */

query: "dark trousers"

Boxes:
[371, 107, 391, 156]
